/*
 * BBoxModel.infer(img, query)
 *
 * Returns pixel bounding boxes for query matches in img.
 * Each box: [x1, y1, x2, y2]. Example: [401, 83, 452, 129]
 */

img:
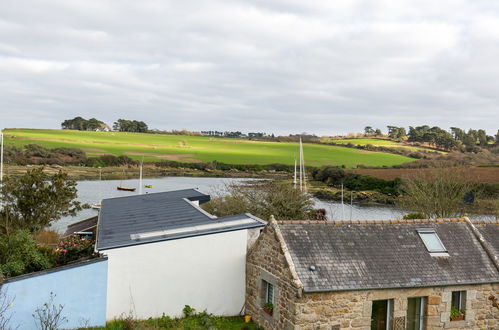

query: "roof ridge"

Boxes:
[275, 218, 498, 225]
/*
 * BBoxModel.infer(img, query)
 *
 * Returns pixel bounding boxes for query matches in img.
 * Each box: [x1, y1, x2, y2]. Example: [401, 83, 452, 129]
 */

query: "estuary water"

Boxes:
[50, 176, 495, 232]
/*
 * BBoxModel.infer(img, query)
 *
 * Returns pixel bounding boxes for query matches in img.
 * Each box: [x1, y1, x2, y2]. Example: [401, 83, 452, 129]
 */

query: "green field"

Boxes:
[3, 129, 415, 168]
[321, 138, 441, 152]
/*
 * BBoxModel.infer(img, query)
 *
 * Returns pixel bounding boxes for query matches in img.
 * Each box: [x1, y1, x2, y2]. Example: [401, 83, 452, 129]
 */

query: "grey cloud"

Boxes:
[0, 0, 498, 135]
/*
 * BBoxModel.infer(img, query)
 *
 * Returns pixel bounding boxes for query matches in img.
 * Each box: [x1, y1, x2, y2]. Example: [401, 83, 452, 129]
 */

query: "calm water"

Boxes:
[50, 177, 496, 232]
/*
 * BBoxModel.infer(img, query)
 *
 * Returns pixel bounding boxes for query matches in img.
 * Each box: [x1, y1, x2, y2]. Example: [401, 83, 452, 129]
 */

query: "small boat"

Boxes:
[117, 168, 136, 192]
[117, 186, 136, 192]
[91, 203, 102, 210]
[144, 185, 153, 188]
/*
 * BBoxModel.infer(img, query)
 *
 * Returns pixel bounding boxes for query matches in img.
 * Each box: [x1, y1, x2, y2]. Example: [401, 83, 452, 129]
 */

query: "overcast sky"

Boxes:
[1, 0, 498, 135]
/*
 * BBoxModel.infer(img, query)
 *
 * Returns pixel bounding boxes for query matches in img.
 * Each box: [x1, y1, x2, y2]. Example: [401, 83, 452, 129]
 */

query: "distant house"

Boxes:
[246, 218, 499, 329]
[96, 189, 266, 320]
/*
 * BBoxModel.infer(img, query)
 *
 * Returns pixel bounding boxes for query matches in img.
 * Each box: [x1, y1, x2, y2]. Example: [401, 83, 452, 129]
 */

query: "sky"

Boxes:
[0, 0, 498, 136]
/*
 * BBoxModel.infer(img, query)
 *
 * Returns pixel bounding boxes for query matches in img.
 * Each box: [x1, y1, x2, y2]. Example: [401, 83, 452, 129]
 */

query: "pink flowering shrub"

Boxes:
[54, 235, 97, 265]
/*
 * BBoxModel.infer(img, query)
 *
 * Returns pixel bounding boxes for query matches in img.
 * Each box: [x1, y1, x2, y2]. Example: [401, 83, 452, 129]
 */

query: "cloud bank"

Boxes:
[1, 0, 498, 135]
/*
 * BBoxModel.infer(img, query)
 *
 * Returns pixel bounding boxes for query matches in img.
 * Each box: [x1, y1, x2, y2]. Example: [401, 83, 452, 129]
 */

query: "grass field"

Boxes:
[3, 129, 415, 168]
[321, 138, 441, 152]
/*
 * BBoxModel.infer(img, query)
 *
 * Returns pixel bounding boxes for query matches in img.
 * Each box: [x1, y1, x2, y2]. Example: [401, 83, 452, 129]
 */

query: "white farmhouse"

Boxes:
[96, 189, 266, 320]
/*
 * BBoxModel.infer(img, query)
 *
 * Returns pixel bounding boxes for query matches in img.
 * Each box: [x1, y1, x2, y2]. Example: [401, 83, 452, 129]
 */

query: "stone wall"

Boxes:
[293, 284, 499, 330]
[246, 222, 302, 329]
[246, 222, 499, 330]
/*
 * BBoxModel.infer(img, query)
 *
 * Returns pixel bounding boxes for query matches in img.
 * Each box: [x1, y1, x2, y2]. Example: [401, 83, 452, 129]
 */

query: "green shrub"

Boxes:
[0, 230, 53, 277]
[311, 166, 402, 195]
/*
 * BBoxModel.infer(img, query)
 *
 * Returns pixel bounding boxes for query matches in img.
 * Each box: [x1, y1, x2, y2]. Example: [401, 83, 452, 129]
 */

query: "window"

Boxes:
[407, 297, 426, 330]
[371, 299, 393, 330]
[417, 229, 448, 255]
[450, 291, 466, 321]
[264, 280, 274, 304]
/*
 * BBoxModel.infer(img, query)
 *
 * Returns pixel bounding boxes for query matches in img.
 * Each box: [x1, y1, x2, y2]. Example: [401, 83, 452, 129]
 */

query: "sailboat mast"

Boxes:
[350, 192, 353, 220]
[341, 183, 345, 220]
[139, 157, 144, 195]
[0, 130, 3, 183]
[299, 138, 303, 192]
[293, 158, 297, 189]
[299, 138, 307, 193]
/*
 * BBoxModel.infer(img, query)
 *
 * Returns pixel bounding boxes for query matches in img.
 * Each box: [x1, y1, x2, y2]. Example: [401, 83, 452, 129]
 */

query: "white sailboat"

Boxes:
[294, 138, 307, 192]
[91, 167, 102, 209]
[0, 129, 4, 184]
[139, 157, 143, 195]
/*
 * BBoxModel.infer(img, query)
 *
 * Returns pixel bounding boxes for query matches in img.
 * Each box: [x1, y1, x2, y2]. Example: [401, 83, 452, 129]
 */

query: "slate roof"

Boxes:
[277, 219, 499, 292]
[96, 189, 266, 250]
[475, 221, 499, 256]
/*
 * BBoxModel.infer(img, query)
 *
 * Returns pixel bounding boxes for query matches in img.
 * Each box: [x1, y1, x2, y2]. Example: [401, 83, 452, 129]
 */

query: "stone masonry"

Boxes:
[246, 220, 499, 330]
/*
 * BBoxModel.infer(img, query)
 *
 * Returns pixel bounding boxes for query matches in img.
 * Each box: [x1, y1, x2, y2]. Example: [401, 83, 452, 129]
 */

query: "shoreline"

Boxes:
[4, 165, 497, 217]
[3, 164, 291, 181]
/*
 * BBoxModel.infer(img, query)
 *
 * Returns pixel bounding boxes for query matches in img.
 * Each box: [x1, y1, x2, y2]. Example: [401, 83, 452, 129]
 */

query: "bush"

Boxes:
[311, 166, 401, 195]
[54, 235, 97, 266]
[0, 230, 53, 277]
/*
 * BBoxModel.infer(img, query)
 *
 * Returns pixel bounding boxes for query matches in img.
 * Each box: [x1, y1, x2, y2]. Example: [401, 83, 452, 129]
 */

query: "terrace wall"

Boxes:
[1, 258, 107, 329]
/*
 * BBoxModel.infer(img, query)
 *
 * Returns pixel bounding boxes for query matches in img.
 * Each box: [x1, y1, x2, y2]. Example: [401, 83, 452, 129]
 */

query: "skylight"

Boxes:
[417, 228, 447, 254]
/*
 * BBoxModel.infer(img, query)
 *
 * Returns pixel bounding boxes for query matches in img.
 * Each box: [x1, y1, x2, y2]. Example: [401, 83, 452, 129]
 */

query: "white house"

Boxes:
[95, 189, 266, 320]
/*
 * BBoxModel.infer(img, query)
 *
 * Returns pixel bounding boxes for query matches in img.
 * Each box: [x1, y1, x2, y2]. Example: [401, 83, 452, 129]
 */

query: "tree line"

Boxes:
[364, 125, 498, 151]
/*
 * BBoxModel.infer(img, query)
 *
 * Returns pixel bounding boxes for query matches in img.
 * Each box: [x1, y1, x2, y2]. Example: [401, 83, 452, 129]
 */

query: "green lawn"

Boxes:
[3, 129, 415, 168]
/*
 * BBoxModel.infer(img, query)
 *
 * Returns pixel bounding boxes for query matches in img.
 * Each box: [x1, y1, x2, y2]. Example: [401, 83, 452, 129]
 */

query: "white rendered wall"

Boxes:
[104, 229, 248, 320]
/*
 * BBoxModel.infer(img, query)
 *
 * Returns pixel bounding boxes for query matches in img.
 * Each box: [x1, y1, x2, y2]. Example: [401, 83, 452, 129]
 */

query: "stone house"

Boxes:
[246, 218, 499, 329]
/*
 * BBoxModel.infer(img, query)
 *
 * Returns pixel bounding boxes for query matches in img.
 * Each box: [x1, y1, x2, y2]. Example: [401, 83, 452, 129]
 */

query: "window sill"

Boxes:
[260, 307, 276, 323]
[444, 320, 471, 328]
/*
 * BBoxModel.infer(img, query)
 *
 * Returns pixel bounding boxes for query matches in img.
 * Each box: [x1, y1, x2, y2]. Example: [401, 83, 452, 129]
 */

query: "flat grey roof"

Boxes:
[96, 189, 265, 250]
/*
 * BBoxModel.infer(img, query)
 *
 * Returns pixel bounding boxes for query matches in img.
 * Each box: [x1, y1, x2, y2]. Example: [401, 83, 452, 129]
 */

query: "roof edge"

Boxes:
[271, 216, 304, 291]
[2, 257, 108, 284]
[275, 218, 498, 225]
[97, 221, 264, 251]
[464, 216, 499, 272]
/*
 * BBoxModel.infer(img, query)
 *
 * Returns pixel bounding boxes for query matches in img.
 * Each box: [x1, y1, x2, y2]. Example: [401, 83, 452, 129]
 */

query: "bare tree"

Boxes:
[0, 286, 16, 330]
[32, 292, 67, 330]
[398, 167, 477, 219]
[203, 181, 324, 220]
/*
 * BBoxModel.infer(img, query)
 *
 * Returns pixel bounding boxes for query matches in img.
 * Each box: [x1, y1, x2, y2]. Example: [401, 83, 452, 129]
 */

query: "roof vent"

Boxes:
[309, 265, 316, 271]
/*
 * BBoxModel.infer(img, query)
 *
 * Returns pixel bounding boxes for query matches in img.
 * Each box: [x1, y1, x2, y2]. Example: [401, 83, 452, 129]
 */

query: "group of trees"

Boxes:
[61, 117, 107, 131]
[113, 119, 148, 133]
[364, 126, 383, 136]
[61, 117, 149, 133]
[363, 125, 498, 152]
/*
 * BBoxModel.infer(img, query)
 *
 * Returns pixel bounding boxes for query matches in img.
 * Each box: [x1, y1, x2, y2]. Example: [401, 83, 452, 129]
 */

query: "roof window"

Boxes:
[417, 228, 448, 256]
